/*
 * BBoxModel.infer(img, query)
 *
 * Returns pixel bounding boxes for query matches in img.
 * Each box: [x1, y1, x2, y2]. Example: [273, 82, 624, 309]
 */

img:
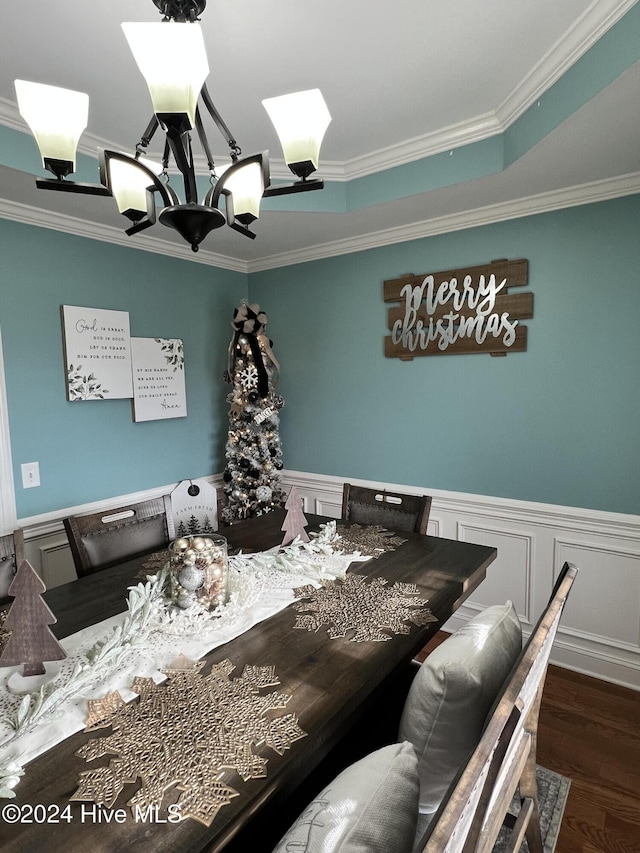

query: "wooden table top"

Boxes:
[0, 511, 496, 853]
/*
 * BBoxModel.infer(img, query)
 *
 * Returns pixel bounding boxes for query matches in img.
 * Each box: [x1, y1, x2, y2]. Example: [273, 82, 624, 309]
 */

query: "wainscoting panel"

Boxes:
[457, 523, 534, 626]
[16, 469, 640, 690]
[23, 531, 77, 587]
[554, 538, 640, 648]
[282, 470, 640, 690]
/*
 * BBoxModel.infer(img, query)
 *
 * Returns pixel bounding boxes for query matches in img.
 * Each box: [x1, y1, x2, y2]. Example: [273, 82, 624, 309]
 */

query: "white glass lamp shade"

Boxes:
[222, 161, 265, 223]
[262, 89, 331, 176]
[15, 80, 88, 171]
[108, 156, 163, 216]
[122, 22, 209, 131]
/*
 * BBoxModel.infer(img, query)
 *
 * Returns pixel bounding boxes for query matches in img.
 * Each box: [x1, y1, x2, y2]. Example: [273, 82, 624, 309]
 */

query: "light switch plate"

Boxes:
[21, 461, 40, 488]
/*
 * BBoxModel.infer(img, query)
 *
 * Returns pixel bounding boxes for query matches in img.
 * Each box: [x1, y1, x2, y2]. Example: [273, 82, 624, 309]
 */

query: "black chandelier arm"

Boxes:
[164, 127, 199, 203]
[35, 177, 112, 197]
[200, 83, 241, 160]
[125, 216, 156, 237]
[162, 137, 171, 171]
[228, 219, 257, 240]
[153, 0, 206, 22]
[262, 178, 325, 197]
[138, 115, 160, 151]
[194, 106, 216, 172]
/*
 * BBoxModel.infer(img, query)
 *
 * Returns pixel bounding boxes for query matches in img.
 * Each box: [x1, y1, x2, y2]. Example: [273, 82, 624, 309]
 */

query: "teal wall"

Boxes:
[0, 219, 247, 518]
[2, 194, 639, 521]
[248, 194, 640, 516]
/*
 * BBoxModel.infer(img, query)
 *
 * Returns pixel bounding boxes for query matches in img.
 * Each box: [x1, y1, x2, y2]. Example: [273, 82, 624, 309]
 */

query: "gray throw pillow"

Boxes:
[271, 741, 419, 853]
[398, 601, 522, 814]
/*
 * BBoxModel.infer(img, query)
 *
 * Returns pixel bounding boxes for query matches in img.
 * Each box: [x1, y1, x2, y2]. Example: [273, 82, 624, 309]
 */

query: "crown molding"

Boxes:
[496, 0, 639, 127]
[246, 172, 640, 271]
[342, 0, 639, 178]
[341, 112, 502, 180]
[2, 172, 639, 274]
[0, 196, 248, 272]
[2, 1, 635, 185]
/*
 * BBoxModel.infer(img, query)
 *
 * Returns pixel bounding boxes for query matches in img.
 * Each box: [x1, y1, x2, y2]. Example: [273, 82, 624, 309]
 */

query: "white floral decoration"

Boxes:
[0, 523, 366, 799]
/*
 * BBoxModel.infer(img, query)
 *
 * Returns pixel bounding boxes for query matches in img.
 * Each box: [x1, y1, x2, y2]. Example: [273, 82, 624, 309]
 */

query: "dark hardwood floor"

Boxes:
[537, 665, 640, 853]
[418, 633, 640, 853]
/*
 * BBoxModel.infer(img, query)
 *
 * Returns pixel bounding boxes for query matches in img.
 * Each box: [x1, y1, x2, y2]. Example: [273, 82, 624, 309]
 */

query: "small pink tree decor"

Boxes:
[281, 487, 310, 546]
[0, 560, 67, 677]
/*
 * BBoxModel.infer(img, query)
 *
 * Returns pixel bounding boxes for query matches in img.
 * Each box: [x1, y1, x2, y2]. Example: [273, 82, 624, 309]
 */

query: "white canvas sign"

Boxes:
[171, 478, 218, 534]
[62, 305, 133, 400]
[131, 337, 187, 422]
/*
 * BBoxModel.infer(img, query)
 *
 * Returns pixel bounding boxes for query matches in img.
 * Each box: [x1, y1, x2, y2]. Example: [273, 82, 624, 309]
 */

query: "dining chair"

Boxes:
[341, 483, 432, 534]
[63, 495, 175, 578]
[415, 563, 578, 853]
[0, 528, 25, 601]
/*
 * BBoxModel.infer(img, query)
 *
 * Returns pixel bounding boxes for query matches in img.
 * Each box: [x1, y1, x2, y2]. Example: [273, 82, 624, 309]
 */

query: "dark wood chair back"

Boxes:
[0, 528, 25, 601]
[341, 483, 432, 534]
[418, 562, 578, 853]
[63, 495, 175, 578]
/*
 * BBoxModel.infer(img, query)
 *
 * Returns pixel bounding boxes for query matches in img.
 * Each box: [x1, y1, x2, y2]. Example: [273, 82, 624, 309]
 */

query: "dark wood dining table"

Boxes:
[0, 510, 496, 853]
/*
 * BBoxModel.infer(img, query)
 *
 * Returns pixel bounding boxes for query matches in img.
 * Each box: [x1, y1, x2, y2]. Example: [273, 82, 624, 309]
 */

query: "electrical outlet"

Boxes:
[21, 461, 40, 489]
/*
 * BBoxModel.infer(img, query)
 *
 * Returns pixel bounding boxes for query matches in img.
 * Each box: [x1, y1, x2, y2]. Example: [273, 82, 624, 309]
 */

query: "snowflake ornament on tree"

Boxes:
[222, 303, 286, 523]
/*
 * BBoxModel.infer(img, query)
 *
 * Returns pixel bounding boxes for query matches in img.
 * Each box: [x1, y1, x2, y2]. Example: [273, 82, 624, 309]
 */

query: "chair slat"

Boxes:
[64, 495, 174, 577]
[420, 563, 577, 853]
[341, 483, 432, 534]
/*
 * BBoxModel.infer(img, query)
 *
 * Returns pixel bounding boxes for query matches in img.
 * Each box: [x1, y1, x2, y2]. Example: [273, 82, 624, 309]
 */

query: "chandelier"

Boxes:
[14, 0, 331, 252]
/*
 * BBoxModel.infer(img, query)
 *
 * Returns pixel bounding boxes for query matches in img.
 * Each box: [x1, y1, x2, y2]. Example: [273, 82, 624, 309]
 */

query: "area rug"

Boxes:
[413, 765, 570, 853]
[493, 765, 571, 853]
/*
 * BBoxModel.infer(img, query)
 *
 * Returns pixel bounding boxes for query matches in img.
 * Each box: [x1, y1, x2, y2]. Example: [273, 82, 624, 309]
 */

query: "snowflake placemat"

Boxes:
[292, 574, 437, 642]
[135, 549, 170, 579]
[335, 523, 407, 557]
[72, 655, 306, 825]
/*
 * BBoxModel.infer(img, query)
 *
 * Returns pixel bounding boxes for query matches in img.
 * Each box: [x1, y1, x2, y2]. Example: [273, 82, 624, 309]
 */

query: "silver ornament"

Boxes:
[256, 485, 273, 503]
[178, 565, 204, 591]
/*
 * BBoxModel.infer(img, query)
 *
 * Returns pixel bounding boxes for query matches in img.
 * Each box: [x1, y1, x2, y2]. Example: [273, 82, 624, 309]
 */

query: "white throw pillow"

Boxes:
[271, 741, 419, 853]
[398, 601, 522, 814]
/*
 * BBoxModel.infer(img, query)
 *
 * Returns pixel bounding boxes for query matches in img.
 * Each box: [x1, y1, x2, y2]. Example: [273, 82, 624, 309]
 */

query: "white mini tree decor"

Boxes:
[222, 303, 286, 523]
[281, 487, 310, 546]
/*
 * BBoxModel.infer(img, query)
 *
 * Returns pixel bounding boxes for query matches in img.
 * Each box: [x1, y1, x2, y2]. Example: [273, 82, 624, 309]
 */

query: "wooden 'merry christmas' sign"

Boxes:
[384, 258, 532, 359]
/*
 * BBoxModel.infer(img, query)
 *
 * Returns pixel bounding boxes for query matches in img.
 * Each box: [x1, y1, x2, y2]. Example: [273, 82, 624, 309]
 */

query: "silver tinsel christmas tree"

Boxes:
[221, 303, 286, 523]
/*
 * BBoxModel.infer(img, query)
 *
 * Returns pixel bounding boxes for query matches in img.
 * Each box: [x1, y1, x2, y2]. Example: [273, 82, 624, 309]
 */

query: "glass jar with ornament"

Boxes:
[168, 535, 228, 611]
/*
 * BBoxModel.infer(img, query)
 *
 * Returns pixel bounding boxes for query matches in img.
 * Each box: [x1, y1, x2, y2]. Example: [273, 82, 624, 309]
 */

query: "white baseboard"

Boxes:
[16, 469, 640, 691]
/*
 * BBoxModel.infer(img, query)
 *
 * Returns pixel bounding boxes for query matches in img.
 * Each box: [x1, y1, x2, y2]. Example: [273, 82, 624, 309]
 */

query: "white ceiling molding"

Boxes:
[0, 196, 246, 272]
[3, 171, 639, 275]
[1, 1, 634, 185]
[496, 0, 639, 127]
[340, 112, 503, 181]
[246, 171, 640, 272]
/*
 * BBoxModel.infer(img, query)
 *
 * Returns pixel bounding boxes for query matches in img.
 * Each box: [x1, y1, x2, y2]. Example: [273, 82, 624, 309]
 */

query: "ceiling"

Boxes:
[0, 0, 639, 272]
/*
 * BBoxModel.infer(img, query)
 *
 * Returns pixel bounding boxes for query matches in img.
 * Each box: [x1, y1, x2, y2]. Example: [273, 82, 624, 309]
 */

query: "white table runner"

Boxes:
[0, 525, 366, 796]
